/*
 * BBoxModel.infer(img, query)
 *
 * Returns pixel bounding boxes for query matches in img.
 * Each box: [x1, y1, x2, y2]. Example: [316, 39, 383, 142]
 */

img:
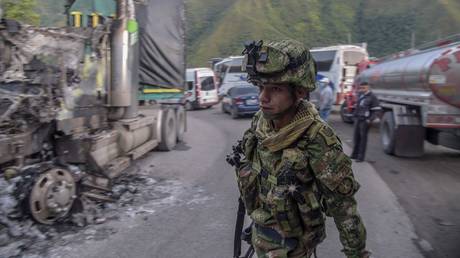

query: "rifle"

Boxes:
[227, 141, 255, 258]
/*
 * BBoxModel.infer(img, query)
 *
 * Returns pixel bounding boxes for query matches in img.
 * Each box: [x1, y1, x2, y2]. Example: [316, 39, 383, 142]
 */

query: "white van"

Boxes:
[185, 68, 219, 110]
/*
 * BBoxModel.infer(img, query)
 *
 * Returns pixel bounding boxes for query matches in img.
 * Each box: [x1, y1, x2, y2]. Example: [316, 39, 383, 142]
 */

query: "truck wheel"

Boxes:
[185, 101, 193, 111]
[158, 108, 177, 151]
[340, 101, 354, 124]
[176, 106, 186, 142]
[380, 111, 396, 155]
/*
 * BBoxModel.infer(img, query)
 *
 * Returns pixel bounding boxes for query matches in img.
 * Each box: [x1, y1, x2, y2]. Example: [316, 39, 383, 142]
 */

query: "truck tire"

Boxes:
[340, 101, 354, 124]
[185, 101, 193, 111]
[158, 108, 177, 151]
[176, 106, 186, 142]
[380, 111, 396, 155]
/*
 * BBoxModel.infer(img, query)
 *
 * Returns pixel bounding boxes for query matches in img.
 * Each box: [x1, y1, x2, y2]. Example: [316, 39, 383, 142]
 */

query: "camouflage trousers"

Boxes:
[251, 225, 319, 258]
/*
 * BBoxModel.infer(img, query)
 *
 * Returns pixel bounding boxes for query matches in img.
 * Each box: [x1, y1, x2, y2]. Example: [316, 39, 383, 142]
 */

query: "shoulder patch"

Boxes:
[318, 125, 339, 146]
[305, 121, 323, 138]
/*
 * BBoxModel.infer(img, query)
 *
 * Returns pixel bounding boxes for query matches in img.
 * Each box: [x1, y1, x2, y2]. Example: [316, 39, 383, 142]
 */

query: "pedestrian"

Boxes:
[236, 39, 370, 258]
[351, 82, 381, 162]
[318, 77, 334, 121]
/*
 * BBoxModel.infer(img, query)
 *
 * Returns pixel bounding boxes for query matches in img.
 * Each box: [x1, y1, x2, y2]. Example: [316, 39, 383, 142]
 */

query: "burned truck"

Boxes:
[0, 0, 186, 224]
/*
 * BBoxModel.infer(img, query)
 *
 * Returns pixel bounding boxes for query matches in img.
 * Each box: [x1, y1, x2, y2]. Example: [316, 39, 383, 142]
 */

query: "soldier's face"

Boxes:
[258, 84, 296, 120]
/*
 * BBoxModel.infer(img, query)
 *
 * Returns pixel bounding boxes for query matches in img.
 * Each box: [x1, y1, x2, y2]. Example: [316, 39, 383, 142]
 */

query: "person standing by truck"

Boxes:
[351, 82, 381, 162]
[318, 77, 334, 121]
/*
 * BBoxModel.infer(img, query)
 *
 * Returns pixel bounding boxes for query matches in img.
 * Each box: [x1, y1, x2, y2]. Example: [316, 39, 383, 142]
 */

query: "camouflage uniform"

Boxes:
[236, 40, 369, 258]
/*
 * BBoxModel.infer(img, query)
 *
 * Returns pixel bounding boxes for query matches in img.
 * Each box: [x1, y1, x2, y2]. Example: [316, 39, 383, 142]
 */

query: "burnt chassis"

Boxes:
[0, 5, 158, 225]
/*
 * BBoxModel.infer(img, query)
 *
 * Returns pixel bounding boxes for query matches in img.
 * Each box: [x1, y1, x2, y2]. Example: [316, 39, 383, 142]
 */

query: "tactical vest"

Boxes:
[238, 118, 327, 242]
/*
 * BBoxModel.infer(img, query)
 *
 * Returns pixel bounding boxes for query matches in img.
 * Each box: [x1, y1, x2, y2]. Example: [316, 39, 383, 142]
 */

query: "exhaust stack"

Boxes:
[110, 0, 139, 119]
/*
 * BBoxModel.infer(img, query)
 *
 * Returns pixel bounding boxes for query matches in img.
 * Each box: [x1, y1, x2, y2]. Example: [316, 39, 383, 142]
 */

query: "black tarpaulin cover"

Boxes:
[136, 0, 185, 89]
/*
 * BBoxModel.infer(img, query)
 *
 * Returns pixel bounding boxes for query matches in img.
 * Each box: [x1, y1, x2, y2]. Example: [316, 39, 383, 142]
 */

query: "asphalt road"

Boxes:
[43, 105, 460, 258]
[329, 111, 460, 258]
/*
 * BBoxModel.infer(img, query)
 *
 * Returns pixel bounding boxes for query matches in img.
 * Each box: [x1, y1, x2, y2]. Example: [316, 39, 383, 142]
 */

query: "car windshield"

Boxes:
[233, 87, 259, 96]
[228, 65, 243, 73]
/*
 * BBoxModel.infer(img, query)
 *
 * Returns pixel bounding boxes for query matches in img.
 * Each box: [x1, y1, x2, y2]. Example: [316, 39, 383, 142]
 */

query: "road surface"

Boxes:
[38, 106, 435, 258]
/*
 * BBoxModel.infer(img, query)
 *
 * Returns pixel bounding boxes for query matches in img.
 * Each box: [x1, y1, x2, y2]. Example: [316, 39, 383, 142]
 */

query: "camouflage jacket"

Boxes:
[236, 101, 368, 258]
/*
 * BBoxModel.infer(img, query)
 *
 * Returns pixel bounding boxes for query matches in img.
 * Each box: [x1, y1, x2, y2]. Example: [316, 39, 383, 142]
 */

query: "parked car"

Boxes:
[221, 85, 260, 118]
[185, 68, 219, 110]
[218, 81, 252, 99]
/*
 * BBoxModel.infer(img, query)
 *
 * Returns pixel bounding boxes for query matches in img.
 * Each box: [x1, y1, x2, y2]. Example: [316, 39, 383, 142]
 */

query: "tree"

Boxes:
[1, 0, 40, 26]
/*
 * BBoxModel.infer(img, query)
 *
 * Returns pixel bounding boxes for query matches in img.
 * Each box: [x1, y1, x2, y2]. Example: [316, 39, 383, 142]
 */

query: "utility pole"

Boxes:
[347, 32, 352, 44]
[411, 31, 415, 49]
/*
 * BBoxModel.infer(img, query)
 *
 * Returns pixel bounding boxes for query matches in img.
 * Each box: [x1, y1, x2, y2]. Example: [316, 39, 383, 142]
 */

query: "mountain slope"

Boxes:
[187, 0, 360, 66]
[186, 0, 460, 66]
[31, 0, 460, 66]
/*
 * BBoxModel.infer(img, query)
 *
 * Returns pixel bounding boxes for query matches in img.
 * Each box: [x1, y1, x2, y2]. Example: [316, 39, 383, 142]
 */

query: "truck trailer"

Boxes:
[353, 37, 460, 157]
[0, 0, 186, 224]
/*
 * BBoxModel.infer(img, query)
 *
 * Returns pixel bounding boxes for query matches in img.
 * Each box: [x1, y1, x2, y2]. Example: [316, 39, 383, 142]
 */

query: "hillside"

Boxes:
[11, 0, 460, 66]
[186, 0, 460, 66]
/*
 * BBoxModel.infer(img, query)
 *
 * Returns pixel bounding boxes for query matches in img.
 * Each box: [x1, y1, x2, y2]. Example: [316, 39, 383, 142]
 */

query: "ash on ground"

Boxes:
[0, 168, 211, 258]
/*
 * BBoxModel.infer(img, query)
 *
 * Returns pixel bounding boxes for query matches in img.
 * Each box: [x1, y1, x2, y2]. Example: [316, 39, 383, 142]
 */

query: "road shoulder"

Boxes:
[317, 144, 424, 258]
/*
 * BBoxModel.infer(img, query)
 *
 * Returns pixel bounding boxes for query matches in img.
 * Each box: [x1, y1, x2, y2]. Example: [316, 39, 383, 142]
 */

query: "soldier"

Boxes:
[235, 39, 370, 258]
[351, 82, 381, 162]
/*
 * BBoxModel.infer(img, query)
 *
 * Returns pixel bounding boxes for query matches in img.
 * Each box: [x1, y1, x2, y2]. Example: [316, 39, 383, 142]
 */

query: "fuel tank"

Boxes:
[356, 42, 460, 108]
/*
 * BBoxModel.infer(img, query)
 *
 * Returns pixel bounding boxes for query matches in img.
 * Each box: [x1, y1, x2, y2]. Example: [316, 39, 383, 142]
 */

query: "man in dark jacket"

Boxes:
[351, 82, 381, 162]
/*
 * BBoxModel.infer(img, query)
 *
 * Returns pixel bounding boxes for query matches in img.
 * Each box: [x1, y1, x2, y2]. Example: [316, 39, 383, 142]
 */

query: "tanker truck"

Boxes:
[354, 37, 460, 157]
[0, 0, 186, 224]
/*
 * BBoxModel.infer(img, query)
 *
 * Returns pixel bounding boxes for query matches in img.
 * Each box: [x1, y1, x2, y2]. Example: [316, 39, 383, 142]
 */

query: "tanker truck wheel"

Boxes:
[380, 111, 396, 155]
[176, 106, 186, 142]
[340, 101, 354, 124]
[158, 108, 177, 151]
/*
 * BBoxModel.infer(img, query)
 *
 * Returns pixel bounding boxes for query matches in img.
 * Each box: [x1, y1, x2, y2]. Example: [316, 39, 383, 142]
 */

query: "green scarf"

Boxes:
[255, 101, 319, 152]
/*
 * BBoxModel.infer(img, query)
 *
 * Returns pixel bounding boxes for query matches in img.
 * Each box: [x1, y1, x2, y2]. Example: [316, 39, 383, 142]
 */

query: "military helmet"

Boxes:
[242, 39, 317, 92]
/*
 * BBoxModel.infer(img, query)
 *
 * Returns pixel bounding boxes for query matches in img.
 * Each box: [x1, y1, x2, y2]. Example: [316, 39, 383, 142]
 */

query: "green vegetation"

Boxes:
[186, 0, 460, 66]
[12, 0, 460, 66]
[36, 0, 66, 27]
[1, 0, 41, 26]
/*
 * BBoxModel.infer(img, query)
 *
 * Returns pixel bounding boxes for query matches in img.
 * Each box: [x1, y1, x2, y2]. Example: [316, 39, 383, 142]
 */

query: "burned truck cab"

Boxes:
[0, 0, 186, 225]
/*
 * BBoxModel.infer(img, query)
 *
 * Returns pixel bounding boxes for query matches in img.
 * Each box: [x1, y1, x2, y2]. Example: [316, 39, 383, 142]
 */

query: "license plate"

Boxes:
[246, 99, 258, 105]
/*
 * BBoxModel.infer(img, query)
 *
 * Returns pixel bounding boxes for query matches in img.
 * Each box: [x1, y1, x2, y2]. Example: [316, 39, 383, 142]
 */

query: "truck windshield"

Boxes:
[344, 51, 366, 65]
[200, 76, 215, 91]
[311, 50, 336, 72]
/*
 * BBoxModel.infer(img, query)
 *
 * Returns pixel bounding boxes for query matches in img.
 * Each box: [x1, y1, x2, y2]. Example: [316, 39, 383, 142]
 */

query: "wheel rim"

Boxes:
[29, 168, 76, 224]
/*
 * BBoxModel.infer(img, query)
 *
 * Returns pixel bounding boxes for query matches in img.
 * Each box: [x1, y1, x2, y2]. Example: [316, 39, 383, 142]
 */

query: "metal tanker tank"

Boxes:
[355, 40, 460, 157]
